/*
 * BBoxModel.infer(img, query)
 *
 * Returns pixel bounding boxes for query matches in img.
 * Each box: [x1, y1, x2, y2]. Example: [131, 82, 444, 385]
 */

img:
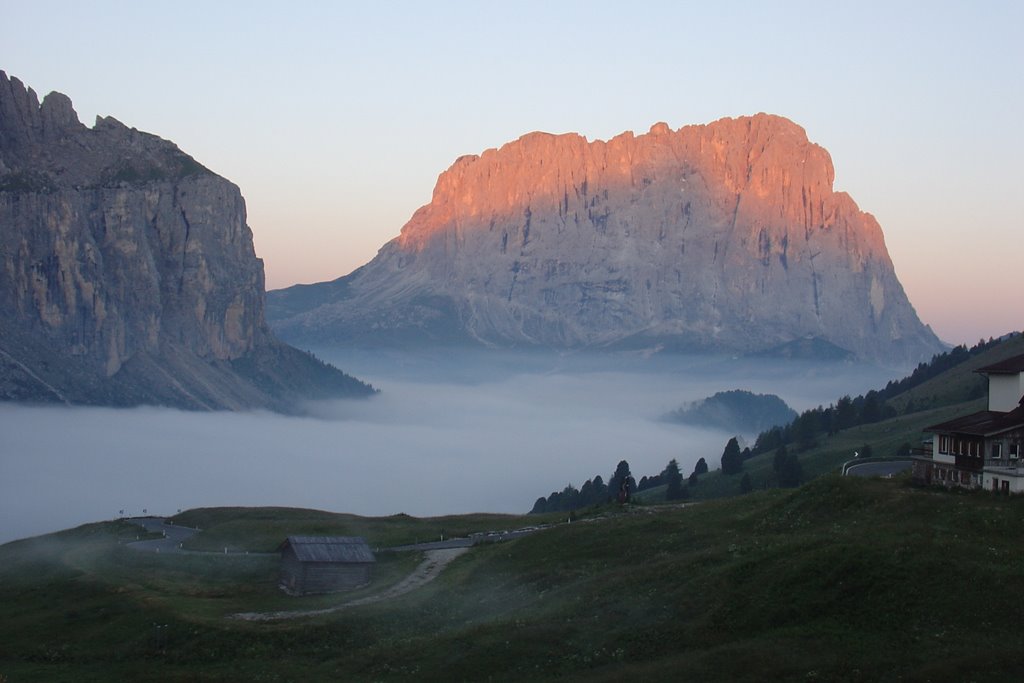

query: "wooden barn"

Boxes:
[278, 536, 376, 596]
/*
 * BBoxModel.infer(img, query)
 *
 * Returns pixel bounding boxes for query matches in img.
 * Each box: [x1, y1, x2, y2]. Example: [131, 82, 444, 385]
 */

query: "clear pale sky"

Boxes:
[3, 1, 1020, 346]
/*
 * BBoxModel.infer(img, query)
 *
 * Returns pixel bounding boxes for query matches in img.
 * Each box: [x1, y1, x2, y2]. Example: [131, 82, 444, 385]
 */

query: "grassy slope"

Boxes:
[4, 336, 1022, 680]
[3, 477, 1024, 682]
[887, 333, 1024, 414]
[679, 334, 1024, 501]
[171, 507, 561, 552]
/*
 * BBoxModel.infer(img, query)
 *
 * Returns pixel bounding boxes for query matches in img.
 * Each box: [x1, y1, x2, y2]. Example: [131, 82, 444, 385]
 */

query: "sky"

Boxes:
[2, 0, 1021, 345]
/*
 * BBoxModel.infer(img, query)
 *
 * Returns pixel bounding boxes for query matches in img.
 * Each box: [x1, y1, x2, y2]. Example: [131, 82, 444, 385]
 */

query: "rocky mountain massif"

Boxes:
[0, 71, 372, 410]
[269, 115, 942, 364]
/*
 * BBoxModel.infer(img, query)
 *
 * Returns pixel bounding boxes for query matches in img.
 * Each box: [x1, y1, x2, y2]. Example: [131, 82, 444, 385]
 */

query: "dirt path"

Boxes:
[229, 547, 469, 622]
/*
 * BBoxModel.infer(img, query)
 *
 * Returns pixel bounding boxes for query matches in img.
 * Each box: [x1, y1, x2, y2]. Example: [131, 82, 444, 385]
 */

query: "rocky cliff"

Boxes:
[0, 71, 373, 410]
[269, 115, 942, 364]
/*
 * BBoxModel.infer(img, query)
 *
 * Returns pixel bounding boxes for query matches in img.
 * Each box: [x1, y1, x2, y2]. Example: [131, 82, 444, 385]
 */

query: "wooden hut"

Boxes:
[278, 536, 376, 596]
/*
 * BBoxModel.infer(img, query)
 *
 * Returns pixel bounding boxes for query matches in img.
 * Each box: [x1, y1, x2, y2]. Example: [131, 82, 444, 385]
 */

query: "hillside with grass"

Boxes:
[4, 333, 1022, 681]
[634, 333, 1024, 503]
[3, 476, 1024, 681]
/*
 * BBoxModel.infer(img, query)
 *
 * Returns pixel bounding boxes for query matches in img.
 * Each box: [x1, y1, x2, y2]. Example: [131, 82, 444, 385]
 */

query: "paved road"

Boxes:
[845, 461, 912, 478]
[125, 517, 200, 553]
[387, 527, 542, 552]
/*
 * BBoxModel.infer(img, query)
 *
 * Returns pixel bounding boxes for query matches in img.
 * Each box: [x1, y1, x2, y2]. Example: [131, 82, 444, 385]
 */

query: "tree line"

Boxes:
[529, 335, 1014, 514]
[530, 457, 710, 514]
[747, 337, 1002, 458]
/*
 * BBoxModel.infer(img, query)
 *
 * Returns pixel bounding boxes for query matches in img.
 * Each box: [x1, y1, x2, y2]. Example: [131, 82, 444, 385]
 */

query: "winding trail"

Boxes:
[123, 518, 527, 621]
[229, 547, 469, 621]
[125, 517, 201, 553]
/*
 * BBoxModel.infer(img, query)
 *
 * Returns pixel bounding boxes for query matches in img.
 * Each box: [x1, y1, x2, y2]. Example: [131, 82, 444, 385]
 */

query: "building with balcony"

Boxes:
[913, 353, 1024, 492]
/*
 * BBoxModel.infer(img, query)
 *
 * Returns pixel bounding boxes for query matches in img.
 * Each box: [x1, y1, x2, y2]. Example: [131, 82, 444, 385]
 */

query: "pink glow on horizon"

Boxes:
[5, 3, 1015, 349]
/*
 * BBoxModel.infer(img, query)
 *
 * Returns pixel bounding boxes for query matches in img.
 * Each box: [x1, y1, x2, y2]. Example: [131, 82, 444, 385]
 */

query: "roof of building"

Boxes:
[925, 405, 1024, 437]
[280, 536, 376, 564]
[976, 353, 1024, 375]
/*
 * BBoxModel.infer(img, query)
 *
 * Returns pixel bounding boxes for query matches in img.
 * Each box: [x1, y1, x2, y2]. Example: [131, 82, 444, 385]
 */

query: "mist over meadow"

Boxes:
[0, 350, 901, 545]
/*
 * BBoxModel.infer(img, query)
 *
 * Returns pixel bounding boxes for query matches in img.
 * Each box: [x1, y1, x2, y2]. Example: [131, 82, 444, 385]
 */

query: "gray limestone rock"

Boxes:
[269, 116, 943, 364]
[0, 70, 372, 410]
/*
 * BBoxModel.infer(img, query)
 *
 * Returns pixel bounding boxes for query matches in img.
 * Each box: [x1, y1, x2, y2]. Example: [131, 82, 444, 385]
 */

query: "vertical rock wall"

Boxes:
[0, 71, 372, 408]
[269, 115, 943, 364]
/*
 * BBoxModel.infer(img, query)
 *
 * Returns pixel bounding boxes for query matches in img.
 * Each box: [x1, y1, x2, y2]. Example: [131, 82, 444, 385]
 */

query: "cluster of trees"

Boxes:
[530, 460, 639, 514]
[529, 476, 611, 514]
[663, 390, 797, 434]
[718, 436, 800, 488]
[532, 335, 1018, 514]
[636, 459, 686, 500]
[878, 338, 1002, 401]
[747, 337, 1005, 459]
[713, 336, 1014, 489]
[531, 457, 709, 514]
[532, 434, 802, 513]
[750, 391, 893, 455]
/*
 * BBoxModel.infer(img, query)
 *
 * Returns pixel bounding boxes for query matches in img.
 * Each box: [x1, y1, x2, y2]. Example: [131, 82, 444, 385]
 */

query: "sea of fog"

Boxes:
[0, 349, 903, 545]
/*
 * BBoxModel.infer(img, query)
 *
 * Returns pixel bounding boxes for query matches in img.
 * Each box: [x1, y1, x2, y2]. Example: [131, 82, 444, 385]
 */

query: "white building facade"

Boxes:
[915, 353, 1024, 492]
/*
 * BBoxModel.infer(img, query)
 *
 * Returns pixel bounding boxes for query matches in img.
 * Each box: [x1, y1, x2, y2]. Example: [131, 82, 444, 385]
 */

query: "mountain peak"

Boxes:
[0, 71, 373, 410]
[268, 114, 943, 364]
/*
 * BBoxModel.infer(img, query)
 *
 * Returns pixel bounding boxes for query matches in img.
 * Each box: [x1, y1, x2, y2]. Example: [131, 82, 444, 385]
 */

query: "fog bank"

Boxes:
[0, 351, 899, 544]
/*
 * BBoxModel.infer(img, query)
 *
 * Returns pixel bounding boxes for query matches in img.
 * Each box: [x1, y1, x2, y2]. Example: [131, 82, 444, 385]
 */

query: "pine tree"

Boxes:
[663, 459, 684, 500]
[721, 437, 743, 475]
[609, 460, 634, 503]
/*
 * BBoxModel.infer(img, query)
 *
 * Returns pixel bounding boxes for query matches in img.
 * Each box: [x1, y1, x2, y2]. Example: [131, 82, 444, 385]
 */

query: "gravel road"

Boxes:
[229, 547, 469, 621]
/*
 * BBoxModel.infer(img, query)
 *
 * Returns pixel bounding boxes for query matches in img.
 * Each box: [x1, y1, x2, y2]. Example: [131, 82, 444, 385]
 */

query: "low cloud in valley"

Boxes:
[0, 350, 899, 544]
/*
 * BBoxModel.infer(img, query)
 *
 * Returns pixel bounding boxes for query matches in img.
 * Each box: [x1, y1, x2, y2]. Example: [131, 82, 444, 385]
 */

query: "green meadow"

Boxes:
[5, 337, 1022, 681]
[3, 475, 1024, 682]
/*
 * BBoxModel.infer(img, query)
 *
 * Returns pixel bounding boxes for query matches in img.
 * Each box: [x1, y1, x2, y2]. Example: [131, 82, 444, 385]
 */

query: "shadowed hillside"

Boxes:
[2, 477, 1023, 681]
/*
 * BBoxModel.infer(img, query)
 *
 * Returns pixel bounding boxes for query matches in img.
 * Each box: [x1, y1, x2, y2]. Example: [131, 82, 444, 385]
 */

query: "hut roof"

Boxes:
[925, 405, 1024, 437]
[977, 353, 1024, 375]
[280, 536, 376, 564]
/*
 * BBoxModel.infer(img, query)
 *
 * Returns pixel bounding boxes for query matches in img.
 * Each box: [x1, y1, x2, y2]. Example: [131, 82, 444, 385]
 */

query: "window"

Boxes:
[993, 443, 1002, 459]
[939, 436, 950, 454]
[969, 441, 979, 458]
[1011, 443, 1021, 459]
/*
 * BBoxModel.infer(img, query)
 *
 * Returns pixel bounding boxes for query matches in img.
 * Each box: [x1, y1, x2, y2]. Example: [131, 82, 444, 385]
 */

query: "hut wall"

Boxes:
[301, 562, 373, 594]
[279, 546, 306, 595]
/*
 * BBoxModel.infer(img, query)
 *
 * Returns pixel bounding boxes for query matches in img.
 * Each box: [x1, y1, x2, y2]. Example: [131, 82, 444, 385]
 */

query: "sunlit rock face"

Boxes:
[270, 114, 942, 364]
[0, 71, 372, 409]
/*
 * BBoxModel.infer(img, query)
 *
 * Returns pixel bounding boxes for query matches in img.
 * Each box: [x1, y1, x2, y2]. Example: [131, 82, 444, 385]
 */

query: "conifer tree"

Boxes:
[609, 460, 635, 503]
[663, 459, 684, 500]
[721, 437, 743, 475]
